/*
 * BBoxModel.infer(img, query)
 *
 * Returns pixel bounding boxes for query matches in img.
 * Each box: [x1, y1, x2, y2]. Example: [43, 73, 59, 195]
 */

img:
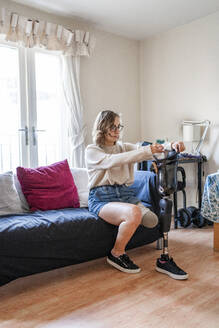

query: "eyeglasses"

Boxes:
[109, 124, 124, 132]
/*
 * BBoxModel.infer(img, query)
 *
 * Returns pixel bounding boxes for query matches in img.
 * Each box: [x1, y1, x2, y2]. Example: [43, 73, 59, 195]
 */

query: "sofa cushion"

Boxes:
[71, 168, 89, 207]
[16, 159, 80, 211]
[0, 171, 24, 216]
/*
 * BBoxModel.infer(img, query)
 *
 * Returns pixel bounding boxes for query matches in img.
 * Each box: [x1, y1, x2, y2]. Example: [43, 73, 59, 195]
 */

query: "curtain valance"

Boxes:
[0, 7, 95, 56]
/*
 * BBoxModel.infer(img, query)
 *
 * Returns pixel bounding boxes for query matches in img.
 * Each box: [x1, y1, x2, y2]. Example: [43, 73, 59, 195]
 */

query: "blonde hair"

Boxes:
[92, 110, 120, 146]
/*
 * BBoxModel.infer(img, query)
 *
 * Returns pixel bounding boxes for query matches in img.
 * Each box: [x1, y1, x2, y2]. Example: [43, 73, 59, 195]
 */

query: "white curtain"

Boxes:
[62, 55, 87, 168]
[0, 8, 95, 56]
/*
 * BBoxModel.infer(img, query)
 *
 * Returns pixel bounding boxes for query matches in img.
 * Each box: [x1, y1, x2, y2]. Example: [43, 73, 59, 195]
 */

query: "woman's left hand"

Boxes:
[171, 141, 185, 153]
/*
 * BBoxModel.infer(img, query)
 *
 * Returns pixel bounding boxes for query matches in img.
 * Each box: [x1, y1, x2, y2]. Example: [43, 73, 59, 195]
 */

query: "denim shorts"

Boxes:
[88, 184, 140, 216]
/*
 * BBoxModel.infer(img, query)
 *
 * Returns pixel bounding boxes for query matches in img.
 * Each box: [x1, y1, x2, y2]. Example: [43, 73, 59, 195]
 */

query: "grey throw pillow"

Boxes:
[0, 171, 24, 216]
[14, 174, 30, 211]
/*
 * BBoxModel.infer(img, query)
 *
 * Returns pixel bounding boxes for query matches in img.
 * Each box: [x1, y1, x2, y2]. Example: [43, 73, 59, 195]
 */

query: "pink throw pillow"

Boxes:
[16, 160, 80, 211]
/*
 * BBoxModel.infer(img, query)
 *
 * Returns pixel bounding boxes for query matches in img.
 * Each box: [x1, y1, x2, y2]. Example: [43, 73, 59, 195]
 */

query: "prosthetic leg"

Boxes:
[153, 151, 188, 279]
[158, 197, 172, 261]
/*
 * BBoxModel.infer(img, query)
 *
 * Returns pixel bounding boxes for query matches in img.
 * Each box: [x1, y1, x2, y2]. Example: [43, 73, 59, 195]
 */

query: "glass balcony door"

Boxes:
[0, 43, 68, 172]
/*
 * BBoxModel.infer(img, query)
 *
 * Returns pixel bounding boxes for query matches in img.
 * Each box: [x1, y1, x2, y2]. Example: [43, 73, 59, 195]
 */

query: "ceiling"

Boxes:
[12, 0, 219, 39]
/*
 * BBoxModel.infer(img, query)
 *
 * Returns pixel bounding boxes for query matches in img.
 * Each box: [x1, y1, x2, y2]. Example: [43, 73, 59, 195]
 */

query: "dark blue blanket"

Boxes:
[0, 171, 161, 286]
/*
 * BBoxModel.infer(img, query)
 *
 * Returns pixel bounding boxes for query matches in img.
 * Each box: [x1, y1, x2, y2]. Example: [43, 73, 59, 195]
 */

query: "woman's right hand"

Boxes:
[150, 143, 165, 154]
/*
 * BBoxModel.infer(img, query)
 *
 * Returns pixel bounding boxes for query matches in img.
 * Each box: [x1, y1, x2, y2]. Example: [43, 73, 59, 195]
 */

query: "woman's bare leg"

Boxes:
[99, 202, 142, 256]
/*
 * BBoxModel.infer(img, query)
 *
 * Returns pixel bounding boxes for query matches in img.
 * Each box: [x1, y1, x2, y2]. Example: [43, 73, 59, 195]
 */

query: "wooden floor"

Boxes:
[0, 225, 219, 328]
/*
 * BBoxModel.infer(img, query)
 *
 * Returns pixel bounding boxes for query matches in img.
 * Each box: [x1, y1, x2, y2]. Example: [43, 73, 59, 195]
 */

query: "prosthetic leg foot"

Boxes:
[156, 255, 188, 280]
[156, 231, 188, 280]
[156, 199, 188, 280]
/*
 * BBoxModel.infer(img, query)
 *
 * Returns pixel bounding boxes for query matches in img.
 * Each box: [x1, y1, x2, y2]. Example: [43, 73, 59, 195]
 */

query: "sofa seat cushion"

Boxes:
[0, 208, 96, 245]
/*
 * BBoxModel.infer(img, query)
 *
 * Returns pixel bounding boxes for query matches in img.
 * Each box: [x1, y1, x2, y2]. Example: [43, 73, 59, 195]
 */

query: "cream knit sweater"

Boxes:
[85, 141, 171, 189]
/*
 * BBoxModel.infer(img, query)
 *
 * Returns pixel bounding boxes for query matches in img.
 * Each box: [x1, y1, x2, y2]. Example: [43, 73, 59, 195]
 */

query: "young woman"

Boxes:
[85, 110, 188, 279]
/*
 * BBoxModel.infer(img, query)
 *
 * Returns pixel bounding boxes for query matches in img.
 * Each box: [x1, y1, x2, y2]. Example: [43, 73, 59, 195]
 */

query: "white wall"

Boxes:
[0, 0, 141, 145]
[81, 31, 140, 145]
[140, 11, 219, 207]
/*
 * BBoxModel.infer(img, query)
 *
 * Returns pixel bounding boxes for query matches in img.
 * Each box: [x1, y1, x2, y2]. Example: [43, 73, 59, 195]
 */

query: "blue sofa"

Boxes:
[0, 170, 162, 286]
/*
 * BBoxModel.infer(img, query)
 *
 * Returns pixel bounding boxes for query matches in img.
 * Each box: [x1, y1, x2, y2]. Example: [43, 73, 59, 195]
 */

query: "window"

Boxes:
[0, 43, 69, 172]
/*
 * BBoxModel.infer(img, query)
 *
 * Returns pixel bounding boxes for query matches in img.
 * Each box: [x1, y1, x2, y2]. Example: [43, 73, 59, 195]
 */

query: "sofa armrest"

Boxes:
[130, 170, 161, 216]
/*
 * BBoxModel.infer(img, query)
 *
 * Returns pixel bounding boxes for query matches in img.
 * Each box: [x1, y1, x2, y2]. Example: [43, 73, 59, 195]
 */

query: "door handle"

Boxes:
[32, 126, 46, 146]
[18, 126, 29, 145]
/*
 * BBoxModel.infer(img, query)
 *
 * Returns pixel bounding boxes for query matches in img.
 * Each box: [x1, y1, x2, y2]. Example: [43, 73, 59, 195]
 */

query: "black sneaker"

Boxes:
[156, 255, 188, 280]
[107, 253, 141, 273]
